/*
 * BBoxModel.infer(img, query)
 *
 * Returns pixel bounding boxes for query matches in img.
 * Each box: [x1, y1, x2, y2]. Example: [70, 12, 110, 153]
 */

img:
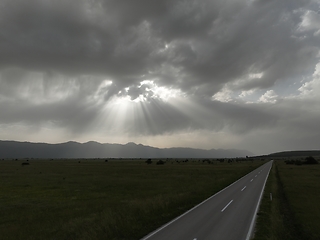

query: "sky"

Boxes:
[0, 0, 320, 155]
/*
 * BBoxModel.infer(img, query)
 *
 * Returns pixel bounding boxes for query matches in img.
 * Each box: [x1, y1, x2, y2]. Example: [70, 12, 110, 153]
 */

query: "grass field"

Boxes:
[254, 160, 320, 240]
[277, 161, 320, 240]
[0, 159, 263, 240]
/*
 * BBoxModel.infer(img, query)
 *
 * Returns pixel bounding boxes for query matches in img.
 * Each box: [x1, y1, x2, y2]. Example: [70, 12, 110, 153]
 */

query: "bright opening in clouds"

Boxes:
[1, 0, 320, 155]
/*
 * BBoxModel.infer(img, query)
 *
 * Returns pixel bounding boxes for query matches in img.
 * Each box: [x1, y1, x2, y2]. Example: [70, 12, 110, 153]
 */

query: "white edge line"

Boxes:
[221, 199, 233, 212]
[141, 163, 267, 240]
[245, 160, 273, 240]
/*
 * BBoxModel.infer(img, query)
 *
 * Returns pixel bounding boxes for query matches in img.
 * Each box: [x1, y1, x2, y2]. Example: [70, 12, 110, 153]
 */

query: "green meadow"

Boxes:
[0, 159, 263, 240]
[254, 160, 320, 240]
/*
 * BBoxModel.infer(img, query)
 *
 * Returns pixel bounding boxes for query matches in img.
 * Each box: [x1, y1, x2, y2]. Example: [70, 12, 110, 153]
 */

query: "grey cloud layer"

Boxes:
[1, 0, 318, 95]
[0, 0, 320, 153]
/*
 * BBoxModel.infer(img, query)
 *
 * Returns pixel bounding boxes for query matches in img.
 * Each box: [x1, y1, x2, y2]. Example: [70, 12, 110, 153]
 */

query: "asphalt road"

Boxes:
[141, 160, 273, 240]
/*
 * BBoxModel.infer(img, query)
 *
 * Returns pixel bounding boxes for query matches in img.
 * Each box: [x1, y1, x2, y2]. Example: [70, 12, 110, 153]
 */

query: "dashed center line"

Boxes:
[250, 179, 253, 182]
[221, 200, 233, 212]
[255, 175, 257, 177]
[241, 186, 247, 191]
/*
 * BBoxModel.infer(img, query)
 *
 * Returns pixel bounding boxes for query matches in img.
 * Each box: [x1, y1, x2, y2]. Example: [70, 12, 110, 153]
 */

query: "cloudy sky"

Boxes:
[1, 0, 320, 155]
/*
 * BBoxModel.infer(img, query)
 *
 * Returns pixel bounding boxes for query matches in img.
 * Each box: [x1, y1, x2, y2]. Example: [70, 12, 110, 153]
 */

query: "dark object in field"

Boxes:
[285, 156, 318, 165]
[145, 159, 152, 164]
[285, 160, 302, 165]
[305, 156, 318, 164]
[284, 156, 319, 165]
[202, 159, 213, 164]
[105, 159, 108, 162]
[21, 162, 29, 166]
[156, 160, 165, 165]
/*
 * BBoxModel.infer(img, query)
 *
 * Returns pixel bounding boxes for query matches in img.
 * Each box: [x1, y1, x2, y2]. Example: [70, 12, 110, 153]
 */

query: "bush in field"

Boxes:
[305, 156, 318, 164]
[285, 160, 294, 165]
[145, 159, 152, 164]
[286, 157, 319, 165]
[156, 160, 165, 165]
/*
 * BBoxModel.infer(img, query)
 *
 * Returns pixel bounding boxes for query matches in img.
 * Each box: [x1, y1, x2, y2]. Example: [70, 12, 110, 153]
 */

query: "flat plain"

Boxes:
[0, 159, 263, 240]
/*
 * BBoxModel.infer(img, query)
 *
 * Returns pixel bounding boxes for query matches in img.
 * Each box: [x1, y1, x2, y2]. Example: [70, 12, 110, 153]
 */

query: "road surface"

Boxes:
[141, 160, 273, 240]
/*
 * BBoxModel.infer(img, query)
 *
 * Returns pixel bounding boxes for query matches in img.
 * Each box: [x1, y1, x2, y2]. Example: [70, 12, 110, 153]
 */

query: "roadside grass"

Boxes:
[252, 162, 275, 240]
[254, 160, 320, 240]
[277, 161, 320, 240]
[0, 159, 263, 240]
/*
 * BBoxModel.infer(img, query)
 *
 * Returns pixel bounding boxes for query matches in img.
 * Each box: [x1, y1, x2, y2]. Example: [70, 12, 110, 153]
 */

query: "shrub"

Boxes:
[156, 160, 165, 165]
[145, 159, 152, 164]
[305, 156, 318, 164]
[285, 160, 294, 165]
[285, 160, 303, 165]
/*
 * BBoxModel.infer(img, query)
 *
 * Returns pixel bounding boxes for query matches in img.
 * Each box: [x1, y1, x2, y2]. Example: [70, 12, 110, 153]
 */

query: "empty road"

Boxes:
[141, 160, 273, 240]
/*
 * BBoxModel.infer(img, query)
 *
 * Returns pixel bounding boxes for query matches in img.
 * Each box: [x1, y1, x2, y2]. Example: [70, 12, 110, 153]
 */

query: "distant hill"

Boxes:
[0, 140, 252, 159]
[267, 150, 320, 158]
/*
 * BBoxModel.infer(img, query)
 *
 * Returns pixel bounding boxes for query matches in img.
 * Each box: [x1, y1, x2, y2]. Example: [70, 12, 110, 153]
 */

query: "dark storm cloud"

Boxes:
[1, 0, 317, 96]
[0, 0, 319, 153]
[0, 97, 98, 130]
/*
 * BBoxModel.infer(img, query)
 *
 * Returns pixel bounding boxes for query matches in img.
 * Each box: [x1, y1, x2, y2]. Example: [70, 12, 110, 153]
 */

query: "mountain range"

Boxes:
[0, 140, 252, 159]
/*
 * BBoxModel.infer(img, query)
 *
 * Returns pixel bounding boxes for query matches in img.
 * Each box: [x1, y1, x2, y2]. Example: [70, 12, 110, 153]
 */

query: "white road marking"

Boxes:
[250, 179, 253, 182]
[255, 175, 257, 177]
[241, 186, 247, 191]
[221, 200, 233, 212]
